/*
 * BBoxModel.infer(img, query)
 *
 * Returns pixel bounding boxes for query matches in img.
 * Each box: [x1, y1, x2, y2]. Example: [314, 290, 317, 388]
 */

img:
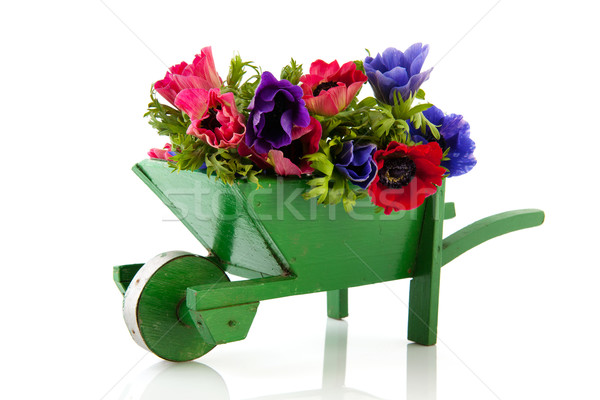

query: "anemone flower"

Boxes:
[299, 60, 367, 116]
[368, 141, 445, 213]
[410, 106, 476, 177]
[364, 43, 432, 104]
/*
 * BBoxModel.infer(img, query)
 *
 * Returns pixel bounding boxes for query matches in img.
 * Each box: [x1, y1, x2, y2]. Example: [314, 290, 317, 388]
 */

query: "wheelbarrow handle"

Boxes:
[442, 209, 545, 266]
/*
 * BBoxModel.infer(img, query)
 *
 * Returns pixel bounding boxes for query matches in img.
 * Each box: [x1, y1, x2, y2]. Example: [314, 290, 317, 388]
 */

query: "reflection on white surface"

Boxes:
[119, 319, 437, 400]
[119, 362, 229, 400]
[407, 344, 436, 400]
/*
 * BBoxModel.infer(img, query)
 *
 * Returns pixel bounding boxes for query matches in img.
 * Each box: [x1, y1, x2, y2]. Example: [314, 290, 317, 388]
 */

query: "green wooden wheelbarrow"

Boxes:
[114, 159, 544, 361]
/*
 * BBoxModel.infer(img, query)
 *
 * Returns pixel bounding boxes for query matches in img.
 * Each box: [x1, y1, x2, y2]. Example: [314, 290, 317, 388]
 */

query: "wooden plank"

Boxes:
[133, 160, 289, 277]
[327, 289, 349, 319]
[190, 302, 259, 345]
[444, 202, 456, 219]
[235, 175, 424, 292]
[187, 276, 297, 310]
[442, 209, 545, 266]
[113, 263, 144, 295]
[407, 182, 445, 345]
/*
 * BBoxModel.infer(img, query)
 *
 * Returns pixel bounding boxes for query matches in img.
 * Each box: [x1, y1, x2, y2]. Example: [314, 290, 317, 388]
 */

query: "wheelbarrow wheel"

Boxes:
[123, 251, 229, 362]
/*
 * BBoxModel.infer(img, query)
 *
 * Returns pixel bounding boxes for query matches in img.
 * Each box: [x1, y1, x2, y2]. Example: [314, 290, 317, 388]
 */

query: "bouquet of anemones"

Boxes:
[145, 44, 477, 214]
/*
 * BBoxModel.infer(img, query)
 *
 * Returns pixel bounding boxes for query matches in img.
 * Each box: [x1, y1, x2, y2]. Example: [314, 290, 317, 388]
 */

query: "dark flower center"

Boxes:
[313, 81, 338, 96]
[263, 92, 288, 135]
[201, 107, 222, 131]
[421, 128, 447, 150]
[282, 139, 305, 165]
[378, 156, 416, 188]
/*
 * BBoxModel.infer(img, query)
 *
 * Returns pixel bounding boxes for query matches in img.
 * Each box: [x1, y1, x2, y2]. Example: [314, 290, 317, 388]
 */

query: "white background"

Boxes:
[1, 0, 598, 399]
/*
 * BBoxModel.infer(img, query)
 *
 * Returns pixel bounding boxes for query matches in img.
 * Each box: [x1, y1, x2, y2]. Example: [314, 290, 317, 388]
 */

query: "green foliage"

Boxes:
[411, 111, 440, 141]
[170, 133, 210, 171]
[280, 58, 303, 85]
[390, 91, 433, 120]
[315, 95, 380, 148]
[237, 75, 261, 115]
[226, 54, 248, 89]
[223, 54, 261, 116]
[362, 90, 443, 146]
[144, 88, 189, 137]
[205, 149, 261, 187]
[368, 105, 410, 146]
[169, 133, 261, 187]
[353, 59, 365, 73]
[302, 139, 367, 212]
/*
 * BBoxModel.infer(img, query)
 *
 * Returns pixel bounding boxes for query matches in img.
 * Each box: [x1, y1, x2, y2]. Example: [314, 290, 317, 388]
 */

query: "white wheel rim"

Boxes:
[123, 251, 194, 351]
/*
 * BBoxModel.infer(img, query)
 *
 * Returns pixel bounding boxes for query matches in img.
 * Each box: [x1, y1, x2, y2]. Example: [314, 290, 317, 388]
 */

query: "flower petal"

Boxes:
[406, 67, 432, 97]
[269, 150, 303, 176]
[309, 59, 340, 78]
[174, 88, 209, 120]
[381, 48, 404, 71]
[304, 91, 341, 116]
[404, 43, 427, 64]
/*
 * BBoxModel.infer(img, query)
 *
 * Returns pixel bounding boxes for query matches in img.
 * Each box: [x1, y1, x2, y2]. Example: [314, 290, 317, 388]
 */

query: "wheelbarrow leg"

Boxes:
[407, 183, 445, 345]
[327, 289, 349, 319]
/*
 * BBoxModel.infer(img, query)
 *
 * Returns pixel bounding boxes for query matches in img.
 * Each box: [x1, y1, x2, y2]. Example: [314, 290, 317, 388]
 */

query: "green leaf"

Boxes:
[307, 177, 328, 187]
[328, 177, 345, 204]
[342, 183, 357, 213]
[304, 152, 334, 176]
[303, 185, 328, 199]
[406, 103, 433, 117]
[145, 88, 189, 137]
[226, 54, 246, 89]
[374, 118, 394, 137]
[357, 97, 377, 109]
[418, 112, 441, 140]
[280, 58, 303, 85]
[416, 89, 426, 100]
[396, 119, 410, 132]
[354, 59, 365, 73]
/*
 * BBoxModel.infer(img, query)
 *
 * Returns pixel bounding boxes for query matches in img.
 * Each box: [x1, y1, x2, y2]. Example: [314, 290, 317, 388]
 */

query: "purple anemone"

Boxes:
[245, 71, 310, 154]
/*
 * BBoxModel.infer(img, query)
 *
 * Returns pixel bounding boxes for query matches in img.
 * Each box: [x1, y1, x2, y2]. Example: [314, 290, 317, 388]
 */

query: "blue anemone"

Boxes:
[364, 43, 432, 105]
[410, 106, 476, 177]
[334, 141, 377, 189]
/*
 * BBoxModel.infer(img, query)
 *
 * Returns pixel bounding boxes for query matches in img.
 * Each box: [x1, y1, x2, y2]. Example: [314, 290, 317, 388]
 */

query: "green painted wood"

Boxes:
[113, 263, 144, 295]
[407, 182, 445, 346]
[187, 276, 297, 310]
[133, 160, 289, 278]
[327, 289, 349, 319]
[236, 176, 424, 288]
[189, 302, 259, 345]
[135, 254, 229, 361]
[136, 160, 426, 311]
[444, 202, 456, 219]
[128, 159, 545, 355]
[442, 209, 545, 266]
